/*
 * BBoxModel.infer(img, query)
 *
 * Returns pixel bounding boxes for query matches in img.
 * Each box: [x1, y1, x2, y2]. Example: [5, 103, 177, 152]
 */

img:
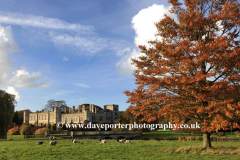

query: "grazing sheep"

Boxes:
[49, 141, 58, 146]
[36, 141, 44, 145]
[117, 139, 125, 143]
[52, 136, 56, 140]
[72, 139, 77, 144]
[124, 140, 130, 144]
[49, 136, 53, 140]
[99, 139, 106, 144]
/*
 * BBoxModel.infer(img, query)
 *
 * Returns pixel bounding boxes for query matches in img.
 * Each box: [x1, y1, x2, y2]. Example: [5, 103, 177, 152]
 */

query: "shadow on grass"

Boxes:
[172, 145, 240, 155]
[138, 130, 240, 140]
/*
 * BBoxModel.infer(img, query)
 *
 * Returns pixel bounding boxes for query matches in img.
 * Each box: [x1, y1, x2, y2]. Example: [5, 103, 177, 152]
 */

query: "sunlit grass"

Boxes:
[1, 137, 240, 159]
[1, 130, 240, 159]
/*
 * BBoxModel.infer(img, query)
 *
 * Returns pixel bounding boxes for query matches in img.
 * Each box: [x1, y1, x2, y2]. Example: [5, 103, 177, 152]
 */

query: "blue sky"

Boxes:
[0, 0, 173, 112]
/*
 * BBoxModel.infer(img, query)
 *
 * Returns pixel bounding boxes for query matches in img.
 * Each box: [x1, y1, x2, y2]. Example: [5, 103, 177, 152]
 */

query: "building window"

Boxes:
[115, 113, 118, 116]
[69, 118, 71, 122]
[87, 117, 89, 121]
[31, 116, 33, 121]
[73, 118, 75, 122]
[42, 115, 43, 120]
[49, 115, 51, 120]
[34, 116, 35, 121]
[114, 107, 118, 111]
[45, 115, 47, 120]
[56, 115, 58, 118]
[81, 117, 83, 121]
[39, 116, 41, 120]
[53, 115, 54, 119]
[92, 116, 95, 121]
[100, 116, 103, 121]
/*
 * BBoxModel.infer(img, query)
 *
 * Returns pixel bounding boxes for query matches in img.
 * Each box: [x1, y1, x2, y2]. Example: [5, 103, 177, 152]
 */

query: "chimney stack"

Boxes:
[73, 106, 75, 113]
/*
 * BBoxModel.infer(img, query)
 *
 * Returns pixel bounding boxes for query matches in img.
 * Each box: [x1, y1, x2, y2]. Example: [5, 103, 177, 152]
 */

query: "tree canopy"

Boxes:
[12, 111, 23, 125]
[124, 0, 240, 149]
[43, 99, 67, 112]
[0, 89, 16, 139]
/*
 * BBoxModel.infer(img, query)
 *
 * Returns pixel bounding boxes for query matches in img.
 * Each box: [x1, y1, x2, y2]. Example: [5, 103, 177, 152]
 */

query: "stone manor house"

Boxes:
[23, 104, 119, 126]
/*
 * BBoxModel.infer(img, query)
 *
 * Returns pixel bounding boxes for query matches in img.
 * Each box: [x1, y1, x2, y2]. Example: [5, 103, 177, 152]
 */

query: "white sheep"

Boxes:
[36, 141, 44, 145]
[72, 139, 77, 144]
[124, 140, 130, 144]
[117, 139, 125, 143]
[49, 141, 58, 146]
[99, 139, 106, 144]
[52, 136, 56, 139]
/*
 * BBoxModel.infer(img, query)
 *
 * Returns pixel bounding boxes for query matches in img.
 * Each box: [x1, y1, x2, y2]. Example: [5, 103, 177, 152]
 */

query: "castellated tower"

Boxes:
[23, 110, 31, 124]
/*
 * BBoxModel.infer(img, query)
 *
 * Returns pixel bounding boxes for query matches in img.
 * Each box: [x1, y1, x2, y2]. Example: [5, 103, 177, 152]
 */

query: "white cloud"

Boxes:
[116, 49, 145, 76]
[116, 47, 130, 56]
[116, 4, 172, 76]
[49, 32, 130, 55]
[0, 25, 52, 89]
[5, 86, 20, 101]
[50, 33, 106, 54]
[0, 12, 130, 56]
[75, 83, 90, 88]
[131, 4, 172, 48]
[63, 56, 69, 61]
[216, 20, 224, 32]
[0, 11, 93, 32]
[51, 90, 75, 96]
[40, 64, 51, 74]
[0, 26, 20, 85]
[8, 68, 52, 89]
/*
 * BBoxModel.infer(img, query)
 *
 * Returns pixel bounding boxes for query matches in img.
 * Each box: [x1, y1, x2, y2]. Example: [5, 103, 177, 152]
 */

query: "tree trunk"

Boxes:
[203, 132, 212, 149]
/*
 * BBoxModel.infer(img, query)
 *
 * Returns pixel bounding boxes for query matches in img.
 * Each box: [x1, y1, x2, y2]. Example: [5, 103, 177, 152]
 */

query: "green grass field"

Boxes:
[1, 130, 240, 160]
[6, 135, 25, 140]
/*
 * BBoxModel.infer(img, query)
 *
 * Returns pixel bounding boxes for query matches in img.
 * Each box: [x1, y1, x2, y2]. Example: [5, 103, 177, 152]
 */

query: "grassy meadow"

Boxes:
[1, 130, 240, 159]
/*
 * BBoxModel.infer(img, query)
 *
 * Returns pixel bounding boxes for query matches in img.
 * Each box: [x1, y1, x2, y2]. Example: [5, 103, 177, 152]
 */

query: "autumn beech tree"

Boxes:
[124, 0, 240, 149]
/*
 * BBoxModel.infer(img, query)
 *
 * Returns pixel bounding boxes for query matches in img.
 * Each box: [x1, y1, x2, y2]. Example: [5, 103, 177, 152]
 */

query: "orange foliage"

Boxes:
[124, 0, 240, 135]
[7, 126, 20, 135]
[35, 128, 49, 135]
